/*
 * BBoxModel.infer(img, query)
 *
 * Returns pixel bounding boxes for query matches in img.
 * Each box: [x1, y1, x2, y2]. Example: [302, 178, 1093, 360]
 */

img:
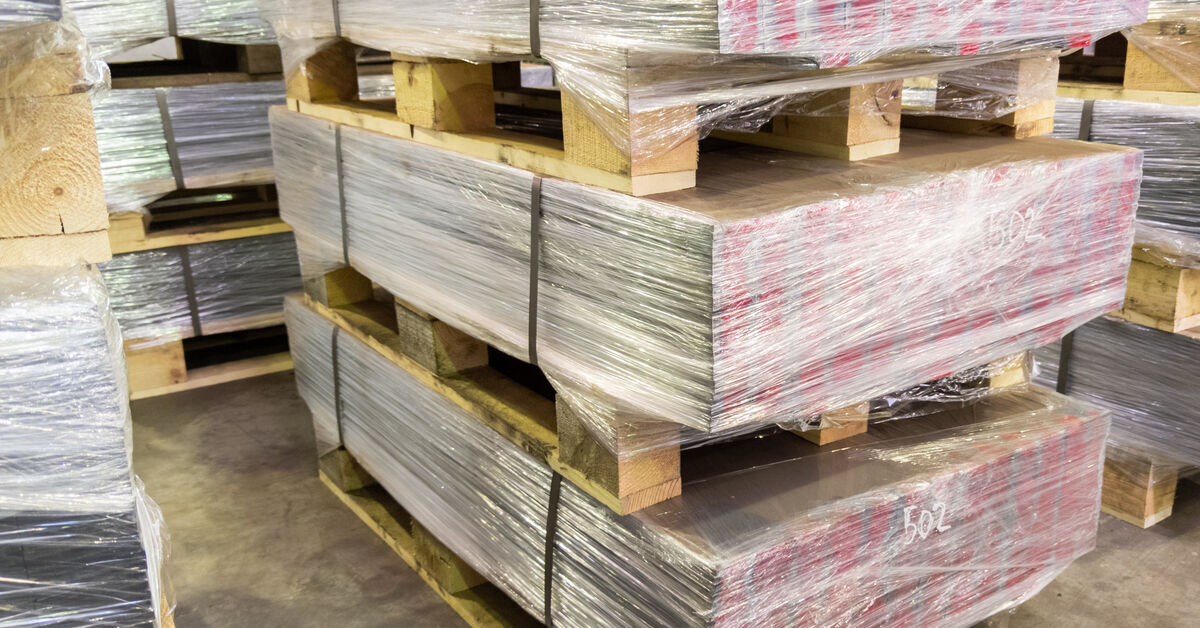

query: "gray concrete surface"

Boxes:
[131, 372, 1200, 627]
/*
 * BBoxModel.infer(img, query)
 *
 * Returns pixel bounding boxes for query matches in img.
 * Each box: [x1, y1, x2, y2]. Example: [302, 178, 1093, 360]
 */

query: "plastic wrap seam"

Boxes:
[541, 471, 562, 625]
[528, 175, 543, 366]
[175, 245, 204, 337]
[154, 88, 186, 189]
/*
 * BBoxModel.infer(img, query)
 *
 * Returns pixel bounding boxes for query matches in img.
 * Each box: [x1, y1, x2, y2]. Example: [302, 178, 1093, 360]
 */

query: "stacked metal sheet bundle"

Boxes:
[273, 106, 1140, 451]
[264, 0, 1146, 154]
[286, 294, 1110, 627]
[92, 80, 285, 213]
[0, 266, 166, 625]
[1034, 317, 1200, 469]
[99, 232, 302, 342]
[1056, 97, 1200, 261]
[60, 0, 275, 57]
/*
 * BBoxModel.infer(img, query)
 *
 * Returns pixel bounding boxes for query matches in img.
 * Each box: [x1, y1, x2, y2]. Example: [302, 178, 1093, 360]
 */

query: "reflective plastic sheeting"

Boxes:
[271, 105, 1141, 455]
[62, 0, 275, 57]
[0, 266, 170, 626]
[1034, 316, 1200, 469]
[1123, 0, 1200, 92]
[285, 292, 1110, 627]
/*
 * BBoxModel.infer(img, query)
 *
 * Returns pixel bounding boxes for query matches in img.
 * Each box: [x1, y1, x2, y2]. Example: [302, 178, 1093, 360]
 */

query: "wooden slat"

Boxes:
[129, 351, 293, 401]
[1056, 80, 1200, 106]
[110, 217, 292, 254]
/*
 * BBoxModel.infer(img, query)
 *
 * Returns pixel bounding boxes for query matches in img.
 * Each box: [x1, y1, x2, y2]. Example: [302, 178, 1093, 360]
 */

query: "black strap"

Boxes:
[331, 0, 342, 38]
[1055, 331, 1075, 395]
[331, 326, 345, 444]
[175, 245, 203, 338]
[335, 125, 350, 265]
[527, 176, 543, 365]
[155, 88, 186, 190]
[542, 472, 562, 625]
[529, 0, 541, 58]
[164, 0, 178, 37]
[1077, 100, 1095, 142]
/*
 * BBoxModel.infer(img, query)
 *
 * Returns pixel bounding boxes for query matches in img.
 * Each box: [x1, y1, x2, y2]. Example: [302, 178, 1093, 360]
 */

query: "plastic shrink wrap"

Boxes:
[263, 0, 1146, 153]
[1035, 316, 1200, 469]
[272, 105, 1141, 455]
[286, 294, 1109, 627]
[1055, 96, 1200, 266]
[100, 232, 302, 343]
[58, 0, 275, 58]
[1123, 0, 1200, 91]
[92, 80, 285, 213]
[0, 266, 170, 625]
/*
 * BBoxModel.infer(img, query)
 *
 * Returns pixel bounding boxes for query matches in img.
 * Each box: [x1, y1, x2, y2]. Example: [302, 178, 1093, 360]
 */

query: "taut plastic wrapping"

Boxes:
[0, 266, 170, 625]
[99, 232, 302, 343]
[91, 80, 285, 213]
[61, 0, 275, 58]
[263, 0, 1145, 153]
[272, 105, 1140, 455]
[286, 294, 1110, 627]
[1034, 316, 1200, 469]
[1055, 96, 1200, 266]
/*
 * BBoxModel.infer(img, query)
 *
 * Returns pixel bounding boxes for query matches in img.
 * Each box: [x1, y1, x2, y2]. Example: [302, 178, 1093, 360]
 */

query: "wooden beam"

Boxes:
[1101, 447, 1179, 528]
[392, 57, 495, 131]
[561, 91, 698, 177]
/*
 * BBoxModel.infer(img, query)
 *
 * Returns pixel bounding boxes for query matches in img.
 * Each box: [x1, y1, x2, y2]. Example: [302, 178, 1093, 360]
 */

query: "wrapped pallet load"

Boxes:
[0, 266, 170, 625]
[286, 294, 1111, 627]
[272, 106, 1141, 455]
[60, 0, 275, 58]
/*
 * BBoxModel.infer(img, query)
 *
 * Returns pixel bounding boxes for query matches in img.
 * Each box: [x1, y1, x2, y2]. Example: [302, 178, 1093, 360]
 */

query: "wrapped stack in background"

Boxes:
[64, 0, 275, 58]
[286, 294, 1111, 627]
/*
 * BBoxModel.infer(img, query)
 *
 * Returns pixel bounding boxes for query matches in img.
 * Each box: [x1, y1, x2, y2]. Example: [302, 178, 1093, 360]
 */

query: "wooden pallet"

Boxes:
[108, 184, 290, 254]
[301, 267, 1029, 515]
[287, 42, 1056, 196]
[1114, 247, 1200, 335]
[109, 38, 283, 88]
[319, 468, 538, 628]
[1100, 445, 1185, 528]
[1059, 29, 1200, 103]
[126, 324, 292, 400]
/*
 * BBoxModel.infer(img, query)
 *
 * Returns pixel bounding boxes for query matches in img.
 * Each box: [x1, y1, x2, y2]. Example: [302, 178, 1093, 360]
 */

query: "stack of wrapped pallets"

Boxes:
[268, 0, 1147, 624]
[0, 7, 171, 624]
[1047, 0, 1200, 528]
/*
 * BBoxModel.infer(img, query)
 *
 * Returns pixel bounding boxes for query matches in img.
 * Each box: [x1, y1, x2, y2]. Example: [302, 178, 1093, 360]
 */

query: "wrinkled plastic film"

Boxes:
[64, 0, 168, 58]
[272, 106, 1140, 457]
[0, 6, 107, 96]
[173, 0, 275, 45]
[1123, 0, 1200, 91]
[90, 88, 176, 214]
[99, 233, 302, 345]
[285, 298, 1109, 627]
[262, 0, 1142, 152]
[0, 266, 170, 626]
[1034, 316, 1200, 469]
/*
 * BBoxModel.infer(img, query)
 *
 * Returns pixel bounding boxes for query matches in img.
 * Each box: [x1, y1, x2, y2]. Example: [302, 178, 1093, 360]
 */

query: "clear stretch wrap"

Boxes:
[286, 294, 1110, 627]
[60, 0, 276, 57]
[1034, 316, 1200, 469]
[91, 80, 285, 213]
[173, 0, 275, 45]
[0, 4, 106, 95]
[0, 266, 170, 625]
[272, 105, 1141, 456]
[1123, 0, 1200, 91]
[1055, 96, 1200, 266]
[262, 0, 1144, 152]
[99, 232, 302, 343]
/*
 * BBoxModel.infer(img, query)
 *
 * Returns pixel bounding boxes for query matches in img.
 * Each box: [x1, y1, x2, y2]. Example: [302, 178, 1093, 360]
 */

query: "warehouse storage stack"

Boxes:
[52, 1, 305, 398]
[267, 0, 1147, 624]
[1049, 0, 1200, 527]
[0, 7, 171, 625]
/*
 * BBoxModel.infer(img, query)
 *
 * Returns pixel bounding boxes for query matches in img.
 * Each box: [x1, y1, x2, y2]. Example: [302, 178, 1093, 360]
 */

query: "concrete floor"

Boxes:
[131, 372, 1200, 628]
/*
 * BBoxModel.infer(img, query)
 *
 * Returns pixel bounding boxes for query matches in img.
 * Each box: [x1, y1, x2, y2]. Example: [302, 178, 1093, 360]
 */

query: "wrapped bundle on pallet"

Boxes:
[1034, 316, 1200, 526]
[92, 80, 285, 214]
[98, 232, 302, 343]
[273, 105, 1140, 456]
[266, 0, 1146, 171]
[0, 266, 170, 625]
[50, 0, 275, 58]
[286, 295, 1110, 627]
[0, 6, 111, 265]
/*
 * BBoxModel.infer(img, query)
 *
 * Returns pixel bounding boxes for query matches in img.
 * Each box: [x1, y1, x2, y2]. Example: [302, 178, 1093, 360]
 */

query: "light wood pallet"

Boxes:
[108, 184, 291, 254]
[109, 38, 283, 88]
[126, 323, 292, 400]
[1113, 247, 1200, 336]
[1100, 445, 1191, 528]
[1058, 28, 1200, 104]
[288, 42, 1057, 196]
[303, 266, 1029, 516]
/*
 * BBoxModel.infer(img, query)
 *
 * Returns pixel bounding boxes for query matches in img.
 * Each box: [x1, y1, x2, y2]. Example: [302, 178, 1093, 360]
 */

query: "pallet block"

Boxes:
[125, 329, 294, 400]
[904, 56, 1059, 138]
[1101, 447, 1180, 528]
[1115, 248, 1200, 335]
